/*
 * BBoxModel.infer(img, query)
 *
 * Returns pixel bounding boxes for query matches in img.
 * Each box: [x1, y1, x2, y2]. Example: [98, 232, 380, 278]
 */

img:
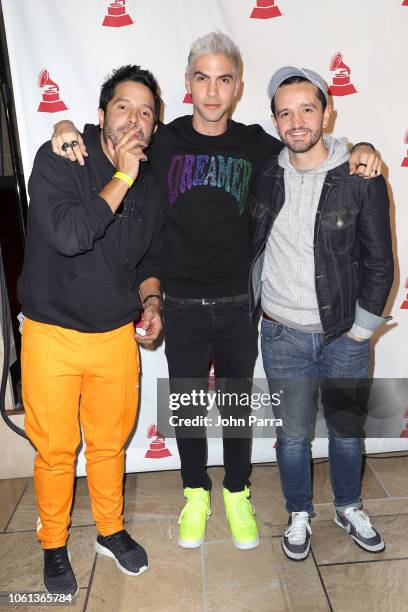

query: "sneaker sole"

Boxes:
[232, 536, 259, 550]
[334, 516, 385, 553]
[94, 541, 149, 576]
[178, 537, 204, 548]
[44, 585, 80, 598]
[281, 538, 310, 561]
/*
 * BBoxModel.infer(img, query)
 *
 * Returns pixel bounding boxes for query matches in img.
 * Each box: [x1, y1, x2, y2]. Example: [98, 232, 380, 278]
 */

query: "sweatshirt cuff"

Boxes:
[351, 302, 392, 339]
[88, 195, 115, 225]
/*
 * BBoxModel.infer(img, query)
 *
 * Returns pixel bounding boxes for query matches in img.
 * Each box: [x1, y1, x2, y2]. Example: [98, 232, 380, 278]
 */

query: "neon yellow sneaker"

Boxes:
[178, 487, 211, 548]
[223, 486, 259, 549]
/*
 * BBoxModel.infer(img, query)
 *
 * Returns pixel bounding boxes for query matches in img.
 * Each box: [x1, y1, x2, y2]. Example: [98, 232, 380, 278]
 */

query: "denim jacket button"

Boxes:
[336, 217, 344, 228]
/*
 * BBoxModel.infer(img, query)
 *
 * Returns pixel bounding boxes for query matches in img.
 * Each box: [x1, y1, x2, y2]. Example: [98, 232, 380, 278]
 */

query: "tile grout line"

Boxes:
[317, 555, 408, 568]
[3, 481, 29, 534]
[366, 459, 393, 498]
[200, 545, 208, 612]
[82, 553, 98, 612]
[310, 547, 334, 612]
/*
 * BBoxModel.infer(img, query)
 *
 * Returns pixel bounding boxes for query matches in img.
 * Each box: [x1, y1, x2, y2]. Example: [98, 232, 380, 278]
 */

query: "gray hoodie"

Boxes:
[261, 135, 349, 331]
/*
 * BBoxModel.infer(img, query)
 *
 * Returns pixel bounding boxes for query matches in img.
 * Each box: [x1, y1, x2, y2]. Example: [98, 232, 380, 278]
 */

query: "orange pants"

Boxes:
[21, 318, 139, 549]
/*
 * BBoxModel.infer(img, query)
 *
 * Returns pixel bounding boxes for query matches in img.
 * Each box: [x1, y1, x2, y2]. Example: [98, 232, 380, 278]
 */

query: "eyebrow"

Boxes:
[114, 97, 154, 112]
[278, 102, 318, 113]
[193, 71, 233, 79]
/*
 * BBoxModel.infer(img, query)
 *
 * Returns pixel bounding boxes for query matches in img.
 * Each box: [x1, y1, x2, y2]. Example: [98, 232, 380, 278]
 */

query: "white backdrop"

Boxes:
[3, 0, 408, 472]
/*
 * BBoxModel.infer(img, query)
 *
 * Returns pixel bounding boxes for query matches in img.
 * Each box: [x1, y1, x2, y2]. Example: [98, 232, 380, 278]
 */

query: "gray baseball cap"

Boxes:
[268, 66, 328, 103]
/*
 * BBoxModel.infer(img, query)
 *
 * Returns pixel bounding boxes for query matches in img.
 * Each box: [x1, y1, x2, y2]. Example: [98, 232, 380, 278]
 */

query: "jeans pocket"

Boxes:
[261, 319, 285, 341]
[344, 332, 370, 346]
[163, 298, 184, 315]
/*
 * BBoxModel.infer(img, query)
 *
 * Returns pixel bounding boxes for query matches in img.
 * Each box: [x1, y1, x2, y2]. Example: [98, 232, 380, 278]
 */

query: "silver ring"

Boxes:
[61, 142, 72, 152]
[71, 140, 79, 147]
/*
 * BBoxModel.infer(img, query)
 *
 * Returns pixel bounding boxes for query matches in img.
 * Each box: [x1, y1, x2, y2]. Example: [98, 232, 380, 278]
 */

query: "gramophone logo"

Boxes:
[208, 361, 215, 391]
[37, 69, 68, 113]
[328, 53, 357, 96]
[183, 90, 193, 104]
[102, 0, 134, 27]
[401, 131, 408, 167]
[144, 424, 172, 459]
[403, 0, 408, 6]
[401, 279, 408, 309]
[250, 0, 282, 19]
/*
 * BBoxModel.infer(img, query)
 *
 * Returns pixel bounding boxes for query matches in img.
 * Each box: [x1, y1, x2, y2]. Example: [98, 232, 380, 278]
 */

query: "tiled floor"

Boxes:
[1, 453, 408, 611]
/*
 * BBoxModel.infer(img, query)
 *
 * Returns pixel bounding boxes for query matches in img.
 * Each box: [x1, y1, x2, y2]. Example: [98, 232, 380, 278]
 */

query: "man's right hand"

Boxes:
[52, 121, 88, 166]
[106, 127, 148, 182]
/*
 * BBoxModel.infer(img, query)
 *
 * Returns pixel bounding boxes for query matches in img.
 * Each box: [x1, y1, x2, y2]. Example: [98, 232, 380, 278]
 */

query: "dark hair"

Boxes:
[99, 65, 162, 123]
[270, 76, 327, 115]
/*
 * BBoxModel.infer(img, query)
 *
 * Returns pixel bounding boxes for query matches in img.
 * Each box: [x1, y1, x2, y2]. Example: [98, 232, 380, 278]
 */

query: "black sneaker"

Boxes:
[94, 529, 148, 576]
[335, 507, 385, 552]
[282, 512, 312, 561]
[43, 546, 79, 596]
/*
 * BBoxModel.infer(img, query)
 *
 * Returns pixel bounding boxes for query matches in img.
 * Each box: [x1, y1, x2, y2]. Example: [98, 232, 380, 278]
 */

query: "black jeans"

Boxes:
[164, 295, 258, 492]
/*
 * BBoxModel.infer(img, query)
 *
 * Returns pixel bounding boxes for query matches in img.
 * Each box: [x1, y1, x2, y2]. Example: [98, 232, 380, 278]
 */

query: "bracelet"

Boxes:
[142, 293, 162, 307]
[350, 142, 375, 154]
[113, 171, 134, 188]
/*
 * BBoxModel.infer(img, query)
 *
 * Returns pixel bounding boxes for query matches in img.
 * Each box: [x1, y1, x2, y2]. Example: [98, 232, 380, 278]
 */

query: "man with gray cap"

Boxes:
[249, 67, 393, 561]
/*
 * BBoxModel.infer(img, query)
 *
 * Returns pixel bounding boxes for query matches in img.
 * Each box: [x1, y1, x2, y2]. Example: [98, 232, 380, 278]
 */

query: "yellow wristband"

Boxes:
[113, 171, 134, 188]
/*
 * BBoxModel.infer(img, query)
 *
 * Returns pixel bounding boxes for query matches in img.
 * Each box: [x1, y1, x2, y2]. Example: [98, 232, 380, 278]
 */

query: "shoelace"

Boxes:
[343, 508, 375, 538]
[229, 496, 255, 523]
[178, 497, 210, 525]
[285, 512, 312, 544]
[102, 530, 134, 553]
[45, 548, 70, 576]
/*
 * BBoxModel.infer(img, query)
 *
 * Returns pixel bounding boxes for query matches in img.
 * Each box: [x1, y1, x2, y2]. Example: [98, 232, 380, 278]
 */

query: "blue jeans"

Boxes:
[261, 318, 370, 515]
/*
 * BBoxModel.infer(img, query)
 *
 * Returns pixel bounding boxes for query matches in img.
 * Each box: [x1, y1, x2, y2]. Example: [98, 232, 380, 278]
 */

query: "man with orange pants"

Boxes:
[18, 65, 164, 596]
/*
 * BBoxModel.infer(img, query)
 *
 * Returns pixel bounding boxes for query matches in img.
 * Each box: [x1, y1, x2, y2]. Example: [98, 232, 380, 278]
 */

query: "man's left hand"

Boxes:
[135, 303, 162, 344]
[349, 145, 382, 179]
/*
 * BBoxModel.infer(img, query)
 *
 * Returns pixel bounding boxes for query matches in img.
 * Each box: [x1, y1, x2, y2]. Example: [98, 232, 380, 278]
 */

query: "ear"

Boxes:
[272, 113, 278, 134]
[322, 104, 332, 130]
[233, 77, 242, 98]
[98, 108, 105, 129]
[185, 72, 191, 94]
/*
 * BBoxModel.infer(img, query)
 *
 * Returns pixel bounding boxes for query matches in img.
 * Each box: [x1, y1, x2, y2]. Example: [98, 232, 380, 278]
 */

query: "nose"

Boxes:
[291, 110, 305, 128]
[127, 108, 141, 127]
[207, 79, 219, 98]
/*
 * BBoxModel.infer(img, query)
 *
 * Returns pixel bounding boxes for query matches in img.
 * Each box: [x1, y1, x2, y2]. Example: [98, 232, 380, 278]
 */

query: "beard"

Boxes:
[281, 127, 323, 154]
[103, 122, 146, 146]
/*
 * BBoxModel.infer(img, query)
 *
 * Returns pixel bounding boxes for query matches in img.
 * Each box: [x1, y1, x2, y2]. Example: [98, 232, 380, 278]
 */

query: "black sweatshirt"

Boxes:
[18, 124, 164, 332]
[149, 116, 283, 298]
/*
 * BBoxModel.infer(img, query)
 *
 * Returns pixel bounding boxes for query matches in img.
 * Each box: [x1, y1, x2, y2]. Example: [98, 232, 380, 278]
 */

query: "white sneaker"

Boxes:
[282, 511, 312, 561]
[335, 507, 385, 552]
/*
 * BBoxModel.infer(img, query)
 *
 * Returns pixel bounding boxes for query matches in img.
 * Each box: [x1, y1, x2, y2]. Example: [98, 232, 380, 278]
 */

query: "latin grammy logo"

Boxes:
[37, 69, 68, 113]
[400, 279, 408, 309]
[403, 0, 408, 6]
[328, 52, 357, 96]
[250, 0, 282, 19]
[401, 130, 408, 167]
[102, 0, 134, 27]
[183, 91, 193, 104]
[144, 424, 172, 459]
[400, 408, 408, 437]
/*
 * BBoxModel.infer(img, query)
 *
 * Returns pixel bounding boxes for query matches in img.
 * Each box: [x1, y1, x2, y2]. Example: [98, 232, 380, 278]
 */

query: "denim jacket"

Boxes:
[249, 157, 394, 342]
